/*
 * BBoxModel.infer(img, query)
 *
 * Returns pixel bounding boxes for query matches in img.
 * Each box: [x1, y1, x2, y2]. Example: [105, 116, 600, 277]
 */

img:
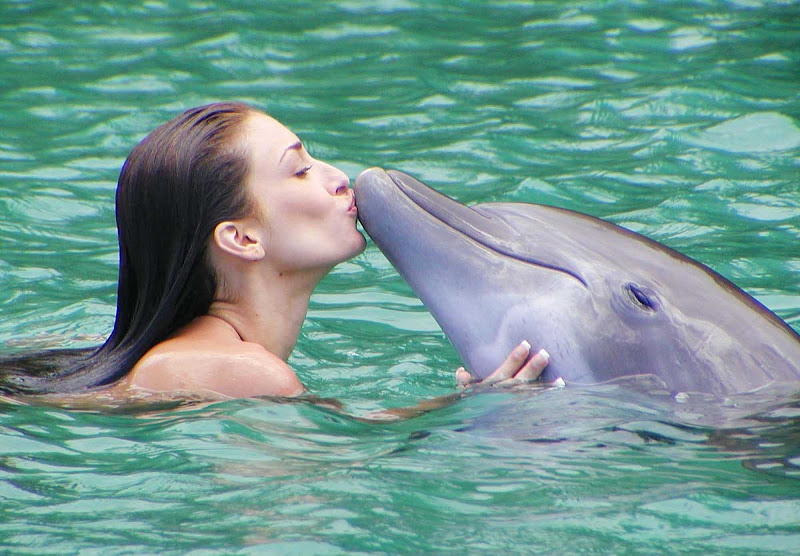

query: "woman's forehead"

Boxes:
[245, 113, 299, 156]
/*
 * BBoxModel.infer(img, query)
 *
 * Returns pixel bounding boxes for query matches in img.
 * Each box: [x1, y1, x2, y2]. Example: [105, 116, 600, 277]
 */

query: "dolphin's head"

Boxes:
[354, 168, 800, 393]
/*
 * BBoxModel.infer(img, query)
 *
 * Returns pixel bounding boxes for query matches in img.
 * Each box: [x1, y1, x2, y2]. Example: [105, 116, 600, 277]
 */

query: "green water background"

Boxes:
[1, 0, 800, 554]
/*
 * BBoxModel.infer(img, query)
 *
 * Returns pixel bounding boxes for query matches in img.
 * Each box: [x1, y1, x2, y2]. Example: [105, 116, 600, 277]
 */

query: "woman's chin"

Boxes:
[338, 233, 367, 263]
[352, 232, 367, 256]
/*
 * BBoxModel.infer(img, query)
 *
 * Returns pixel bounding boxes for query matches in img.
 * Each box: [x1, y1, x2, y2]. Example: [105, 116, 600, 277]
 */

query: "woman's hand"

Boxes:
[455, 341, 550, 388]
[360, 341, 552, 423]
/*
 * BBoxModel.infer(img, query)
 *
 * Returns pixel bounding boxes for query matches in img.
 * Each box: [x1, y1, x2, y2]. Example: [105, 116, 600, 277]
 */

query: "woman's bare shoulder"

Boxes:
[126, 328, 305, 399]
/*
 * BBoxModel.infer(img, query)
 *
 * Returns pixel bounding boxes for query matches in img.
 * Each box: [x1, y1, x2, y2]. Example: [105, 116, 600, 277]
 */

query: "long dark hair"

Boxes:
[0, 102, 257, 395]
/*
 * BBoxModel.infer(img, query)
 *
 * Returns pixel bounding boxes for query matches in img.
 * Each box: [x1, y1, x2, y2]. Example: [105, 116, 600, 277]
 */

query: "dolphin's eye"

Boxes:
[626, 283, 657, 312]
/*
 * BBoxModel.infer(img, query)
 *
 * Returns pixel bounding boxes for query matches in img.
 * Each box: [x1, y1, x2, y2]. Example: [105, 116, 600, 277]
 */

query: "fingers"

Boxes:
[454, 343, 556, 390]
[483, 340, 533, 385]
[512, 348, 550, 382]
[491, 348, 550, 388]
[455, 367, 472, 388]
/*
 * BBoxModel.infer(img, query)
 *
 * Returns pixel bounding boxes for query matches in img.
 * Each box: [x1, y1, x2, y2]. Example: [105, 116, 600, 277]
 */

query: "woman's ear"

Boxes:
[213, 220, 265, 261]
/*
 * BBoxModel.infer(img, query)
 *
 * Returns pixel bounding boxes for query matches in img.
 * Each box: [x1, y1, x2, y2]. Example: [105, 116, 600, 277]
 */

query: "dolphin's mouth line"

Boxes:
[388, 172, 589, 289]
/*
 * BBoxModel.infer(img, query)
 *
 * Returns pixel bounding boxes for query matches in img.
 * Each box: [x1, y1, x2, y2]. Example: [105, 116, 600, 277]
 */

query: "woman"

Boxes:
[0, 102, 548, 401]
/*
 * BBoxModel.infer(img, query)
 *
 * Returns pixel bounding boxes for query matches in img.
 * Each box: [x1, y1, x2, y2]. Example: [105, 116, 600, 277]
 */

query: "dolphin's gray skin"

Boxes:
[354, 168, 800, 396]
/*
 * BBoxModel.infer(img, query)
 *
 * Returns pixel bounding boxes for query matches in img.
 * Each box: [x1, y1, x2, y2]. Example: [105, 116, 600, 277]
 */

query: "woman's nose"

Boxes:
[325, 163, 350, 195]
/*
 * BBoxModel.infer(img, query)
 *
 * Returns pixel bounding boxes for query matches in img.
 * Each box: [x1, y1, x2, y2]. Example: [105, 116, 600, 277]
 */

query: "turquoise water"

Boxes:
[2, 0, 800, 553]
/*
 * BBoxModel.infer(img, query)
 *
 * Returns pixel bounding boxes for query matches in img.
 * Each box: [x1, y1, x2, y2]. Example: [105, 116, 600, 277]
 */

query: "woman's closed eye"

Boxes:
[294, 164, 312, 177]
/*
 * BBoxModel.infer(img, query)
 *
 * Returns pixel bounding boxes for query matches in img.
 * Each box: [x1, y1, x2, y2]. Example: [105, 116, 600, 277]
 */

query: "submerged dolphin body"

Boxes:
[354, 168, 800, 396]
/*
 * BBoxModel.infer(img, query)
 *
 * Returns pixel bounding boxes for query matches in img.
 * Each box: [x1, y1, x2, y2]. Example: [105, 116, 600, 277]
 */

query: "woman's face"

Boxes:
[242, 112, 366, 274]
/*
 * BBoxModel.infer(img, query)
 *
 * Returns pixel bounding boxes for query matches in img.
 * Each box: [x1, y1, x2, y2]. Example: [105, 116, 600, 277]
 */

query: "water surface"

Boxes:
[1, 1, 799, 554]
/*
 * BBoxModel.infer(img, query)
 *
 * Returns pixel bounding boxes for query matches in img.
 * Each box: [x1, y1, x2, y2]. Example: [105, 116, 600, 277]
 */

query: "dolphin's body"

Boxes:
[354, 168, 800, 396]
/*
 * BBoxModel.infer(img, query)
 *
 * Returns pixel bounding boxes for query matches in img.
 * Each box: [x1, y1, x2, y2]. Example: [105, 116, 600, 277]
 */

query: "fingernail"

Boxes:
[536, 348, 550, 362]
[520, 340, 531, 351]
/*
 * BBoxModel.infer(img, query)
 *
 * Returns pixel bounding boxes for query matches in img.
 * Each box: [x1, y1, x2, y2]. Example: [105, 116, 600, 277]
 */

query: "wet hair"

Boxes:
[0, 102, 257, 395]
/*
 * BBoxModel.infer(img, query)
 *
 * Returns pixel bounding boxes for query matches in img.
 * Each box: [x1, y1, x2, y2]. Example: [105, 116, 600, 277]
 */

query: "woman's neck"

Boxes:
[206, 266, 324, 360]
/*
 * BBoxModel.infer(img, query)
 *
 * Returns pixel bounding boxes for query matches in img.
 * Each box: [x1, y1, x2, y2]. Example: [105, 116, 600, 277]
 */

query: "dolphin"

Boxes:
[353, 168, 800, 396]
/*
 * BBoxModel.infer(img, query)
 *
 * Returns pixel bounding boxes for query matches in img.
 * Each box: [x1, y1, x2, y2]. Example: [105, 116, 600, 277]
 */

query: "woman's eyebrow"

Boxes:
[279, 141, 303, 162]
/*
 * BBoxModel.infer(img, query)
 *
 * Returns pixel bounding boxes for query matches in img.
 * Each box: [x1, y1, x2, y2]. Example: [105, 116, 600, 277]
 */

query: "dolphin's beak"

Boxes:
[355, 168, 514, 244]
[355, 167, 588, 290]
